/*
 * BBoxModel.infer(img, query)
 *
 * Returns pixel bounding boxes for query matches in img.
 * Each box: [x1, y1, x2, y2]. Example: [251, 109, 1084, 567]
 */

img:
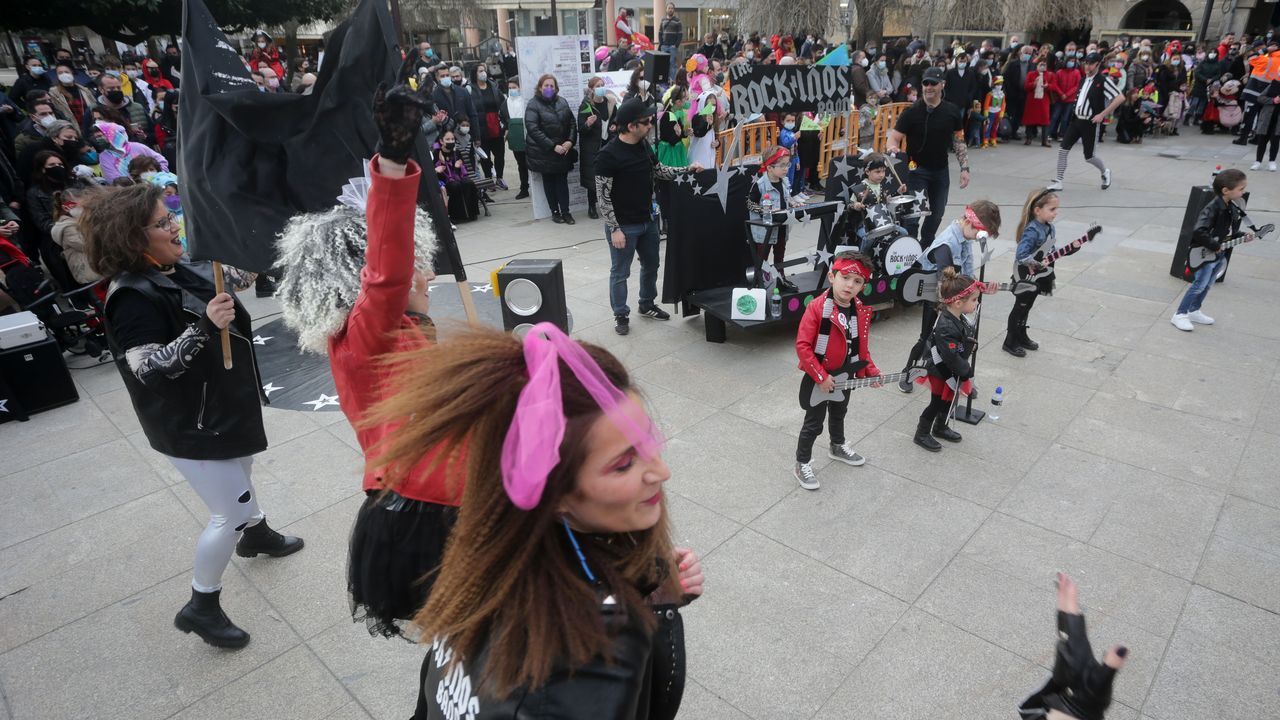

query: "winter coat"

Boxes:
[525, 93, 577, 175]
[1190, 196, 1243, 252]
[1252, 83, 1280, 137]
[94, 121, 168, 182]
[469, 81, 510, 140]
[1191, 60, 1223, 99]
[578, 96, 616, 188]
[925, 309, 976, 384]
[1054, 67, 1084, 103]
[248, 47, 285, 81]
[105, 262, 267, 460]
[433, 84, 480, 134]
[795, 289, 879, 383]
[51, 215, 100, 284]
[328, 158, 463, 506]
[1022, 70, 1056, 126]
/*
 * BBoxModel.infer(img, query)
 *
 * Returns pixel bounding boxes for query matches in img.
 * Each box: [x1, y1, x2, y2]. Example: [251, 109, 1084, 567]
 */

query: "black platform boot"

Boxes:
[174, 588, 250, 649]
[235, 519, 305, 558]
[932, 417, 962, 442]
[1018, 323, 1040, 351]
[588, 203, 599, 220]
[1004, 308, 1028, 357]
[914, 418, 942, 452]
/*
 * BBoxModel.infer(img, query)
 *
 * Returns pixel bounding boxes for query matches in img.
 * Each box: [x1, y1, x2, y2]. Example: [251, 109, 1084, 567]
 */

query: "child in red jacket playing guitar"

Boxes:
[793, 251, 882, 490]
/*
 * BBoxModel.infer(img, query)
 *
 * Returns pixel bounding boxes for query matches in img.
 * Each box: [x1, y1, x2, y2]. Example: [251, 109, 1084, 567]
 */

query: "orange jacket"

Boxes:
[1248, 51, 1280, 82]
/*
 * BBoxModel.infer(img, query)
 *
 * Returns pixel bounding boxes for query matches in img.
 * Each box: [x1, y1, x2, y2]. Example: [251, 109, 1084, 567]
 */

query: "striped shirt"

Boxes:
[1074, 73, 1121, 119]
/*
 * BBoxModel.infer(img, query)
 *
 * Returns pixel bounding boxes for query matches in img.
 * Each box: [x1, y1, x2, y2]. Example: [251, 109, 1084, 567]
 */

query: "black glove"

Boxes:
[373, 82, 432, 164]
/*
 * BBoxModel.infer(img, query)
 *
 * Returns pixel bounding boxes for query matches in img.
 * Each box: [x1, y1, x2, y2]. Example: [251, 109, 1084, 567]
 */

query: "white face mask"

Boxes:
[38, 115, 57, 128]
[458, 126, 470, 135]
[859, 57, 869, 67]
[69, 206, 83, 218]
[257, 42, 267, 49]
[126, 69, 142, 79]
[267, 78, 279, 88]
[639, 80, 651, 91]
[58, 73, 75, 85]
[478, 71, 487, 81]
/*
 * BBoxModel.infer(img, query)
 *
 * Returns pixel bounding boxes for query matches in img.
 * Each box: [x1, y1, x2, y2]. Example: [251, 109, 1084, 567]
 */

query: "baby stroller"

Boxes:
[0, 237, 109, 359]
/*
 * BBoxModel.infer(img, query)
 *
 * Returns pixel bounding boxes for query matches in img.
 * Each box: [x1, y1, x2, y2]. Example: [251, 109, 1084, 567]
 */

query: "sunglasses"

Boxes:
[634, 117, 653, 126]
[921, 80, 941, 87]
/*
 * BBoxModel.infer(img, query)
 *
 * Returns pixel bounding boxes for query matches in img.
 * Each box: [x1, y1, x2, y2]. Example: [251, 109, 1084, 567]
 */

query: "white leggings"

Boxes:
[167, 456, 264, 593]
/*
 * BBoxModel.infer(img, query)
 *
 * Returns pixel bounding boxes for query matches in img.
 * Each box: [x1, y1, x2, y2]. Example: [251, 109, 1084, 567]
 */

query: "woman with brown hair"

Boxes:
[81, 182, 303, 650]
[368, 323, 704, 719]
[524, 73, 577, 224]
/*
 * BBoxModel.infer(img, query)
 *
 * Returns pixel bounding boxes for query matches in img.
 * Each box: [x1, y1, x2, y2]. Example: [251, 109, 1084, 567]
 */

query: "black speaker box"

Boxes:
[645, 51, 671, 85]
[0, 335, 79, 422]
[1170, 186, 1246, 283]
[496, 259, 569, 336]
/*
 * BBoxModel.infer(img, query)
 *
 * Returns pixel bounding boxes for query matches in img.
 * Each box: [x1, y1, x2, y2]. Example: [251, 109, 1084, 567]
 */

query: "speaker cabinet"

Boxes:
[497, 259, 569, 337]
[0, 334, 78, 422]
[645, 51, 671, 86]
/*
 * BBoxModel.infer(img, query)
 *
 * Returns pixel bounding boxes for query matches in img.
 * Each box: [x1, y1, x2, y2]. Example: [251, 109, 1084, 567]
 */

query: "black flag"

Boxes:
[178, 0, 464, 277]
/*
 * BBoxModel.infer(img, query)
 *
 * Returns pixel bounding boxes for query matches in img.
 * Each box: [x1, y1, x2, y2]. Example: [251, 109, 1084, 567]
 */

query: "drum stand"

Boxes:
[953, 236, 988, 425]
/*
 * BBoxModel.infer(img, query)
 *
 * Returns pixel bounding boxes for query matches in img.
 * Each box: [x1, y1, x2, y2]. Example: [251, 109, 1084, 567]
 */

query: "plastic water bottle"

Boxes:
[990, 386, 1004, 421]
[770, 288, 782, 318]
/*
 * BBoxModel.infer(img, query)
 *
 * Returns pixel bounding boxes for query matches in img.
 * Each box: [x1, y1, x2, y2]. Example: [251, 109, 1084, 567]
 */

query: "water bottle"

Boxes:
[990, 386, 1004, 421]
[770, 287, 782, 318]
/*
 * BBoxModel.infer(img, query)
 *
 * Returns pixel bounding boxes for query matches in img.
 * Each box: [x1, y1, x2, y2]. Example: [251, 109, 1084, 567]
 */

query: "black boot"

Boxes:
[254, 273, 277, 298]
[1018, 324, 1039, 351]
[932, 417, 962, 442]
[1004, 314, 1028, 357]
[588, 203, 599, 220]
[1002, 338, 1027, 357]
[235, 519, 305, 558]
[174, 588, 250, 649]
[914, 418, 942, 452]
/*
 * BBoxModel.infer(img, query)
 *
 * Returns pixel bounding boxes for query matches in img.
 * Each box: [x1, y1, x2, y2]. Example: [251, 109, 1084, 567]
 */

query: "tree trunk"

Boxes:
[282, 20, 300, 86]
[853, 0, 886, 50]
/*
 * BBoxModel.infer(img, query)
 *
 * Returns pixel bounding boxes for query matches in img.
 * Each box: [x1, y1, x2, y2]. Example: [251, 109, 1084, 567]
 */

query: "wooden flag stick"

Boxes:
[455, 279, 480, 325]
[212, 261, 233, 370]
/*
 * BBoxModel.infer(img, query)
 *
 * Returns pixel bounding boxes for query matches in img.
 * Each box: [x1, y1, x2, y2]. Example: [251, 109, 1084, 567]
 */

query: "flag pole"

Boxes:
[212, 261, 233, 370]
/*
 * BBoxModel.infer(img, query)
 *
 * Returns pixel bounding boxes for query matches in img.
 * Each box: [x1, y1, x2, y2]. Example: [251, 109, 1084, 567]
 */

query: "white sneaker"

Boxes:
[794, 462, 820, 490]
[1187, 310, 1215, 325]
[1100, 169, 1112, 189]
[1046, 179, 1063, 191]
[1251, 161, 1263, 170]
[1170, 313, 1194, 331]
[1271, 161, 1278, 172]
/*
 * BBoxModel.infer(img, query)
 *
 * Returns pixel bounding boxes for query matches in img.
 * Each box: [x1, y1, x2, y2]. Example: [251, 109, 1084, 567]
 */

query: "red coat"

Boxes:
[328, 156, 464, 506]
[1053, 67, 1083, 103]
[795, 290, 880, 383]
[1022, 70, 1056, 126]
[249, 48, 286, 82]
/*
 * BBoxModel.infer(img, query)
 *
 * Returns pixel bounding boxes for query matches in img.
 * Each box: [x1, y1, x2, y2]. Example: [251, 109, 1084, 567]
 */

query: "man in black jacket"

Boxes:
[944, 51, 978, 127]
[431, 66, 478, 133]
[1003, 46, 1034, 139]
[658, 3, 683, 80]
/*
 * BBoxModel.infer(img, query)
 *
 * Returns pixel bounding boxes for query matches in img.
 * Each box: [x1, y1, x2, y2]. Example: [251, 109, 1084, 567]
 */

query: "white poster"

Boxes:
[517, 35, 593, 220]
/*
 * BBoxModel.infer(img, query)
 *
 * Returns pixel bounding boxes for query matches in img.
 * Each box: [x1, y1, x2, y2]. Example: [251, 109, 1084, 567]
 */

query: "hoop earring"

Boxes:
[561, 518, 597, 583]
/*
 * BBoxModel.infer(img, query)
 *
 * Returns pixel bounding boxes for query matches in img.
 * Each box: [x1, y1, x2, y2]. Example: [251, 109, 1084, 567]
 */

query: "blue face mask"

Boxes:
[594, 86, 606, 98]
[82, 150, 98, 164]
[439, 76, 453, 88]
[784, 121, 795, 130]
[508, 89, 519, 98]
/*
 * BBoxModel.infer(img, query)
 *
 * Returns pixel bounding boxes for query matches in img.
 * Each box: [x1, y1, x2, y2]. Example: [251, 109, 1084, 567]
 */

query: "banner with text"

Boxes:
[729, 64, 851, 119]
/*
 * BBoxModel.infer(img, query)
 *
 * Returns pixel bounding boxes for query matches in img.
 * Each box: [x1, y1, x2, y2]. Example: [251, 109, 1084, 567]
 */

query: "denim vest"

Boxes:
[749, 173, 793, 244]
[918, 221, 974, 277]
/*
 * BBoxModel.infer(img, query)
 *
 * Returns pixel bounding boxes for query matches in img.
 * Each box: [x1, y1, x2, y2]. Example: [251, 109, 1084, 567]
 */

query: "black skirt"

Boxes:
[348, 490, 458, 639]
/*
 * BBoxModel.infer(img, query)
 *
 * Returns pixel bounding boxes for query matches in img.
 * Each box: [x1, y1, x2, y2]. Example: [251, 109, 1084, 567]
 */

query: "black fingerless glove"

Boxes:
[372, 83, 431, 164]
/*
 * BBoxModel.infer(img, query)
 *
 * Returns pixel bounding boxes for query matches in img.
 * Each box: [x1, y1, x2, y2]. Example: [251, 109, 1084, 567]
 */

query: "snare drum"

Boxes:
[874, 235, 923, 276]
[898, 193, 931, 222]
[863, 203, 899, 242]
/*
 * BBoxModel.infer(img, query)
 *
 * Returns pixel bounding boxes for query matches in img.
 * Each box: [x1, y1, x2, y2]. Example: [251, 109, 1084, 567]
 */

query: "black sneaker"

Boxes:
[614, 315, 630, 335]
[515, 189, 530, 199]
[638, 304, 670, 320]
[255, 274, 277, 298]
[552, 212, 565, 224]
[563, 213, 576, 225]
[898, 376, 914, 394]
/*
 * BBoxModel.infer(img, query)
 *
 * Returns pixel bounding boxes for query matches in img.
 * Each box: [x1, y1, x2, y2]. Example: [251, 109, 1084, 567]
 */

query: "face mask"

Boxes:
[91, 137, 111, 151]
[1067, 61, 1076, 68]
[443, 142, 455, 150]
[1010, 42, 1020, 49]
[784, 121, 795, 130]
[105, 69, 121, 78]
[57, 72, 74, 85]
[639, 80, 651, 91]
[1140, 55, 1150, 61]
[451, 76, 464, 85]
[508, 89, 520, 98]
[458, 126, 470, 135]
[68, 206, 83, 218]
[745, 51, 754, 60]
[257, 42, 267, 49]
[163, 194, 183, 211]
[859, 57, 869, 67]
[38, 115, 57, 128]
[1172, 59, 1181, 65]
[82, 150, 98, 164]
[45, 166, 66, 183]
[868, 47, 877, 55]
[541, 86, 555, 98]
[593, 86, 606, 98]
[439, 76, 452, 88]
[105, 90, 125, 104]
[1209, 54, 1217, 60]
[878, 61, 887, 69]
[715, 72, 726, 84]
[267, 79, 279, 88]
[126, 70, 141, 79]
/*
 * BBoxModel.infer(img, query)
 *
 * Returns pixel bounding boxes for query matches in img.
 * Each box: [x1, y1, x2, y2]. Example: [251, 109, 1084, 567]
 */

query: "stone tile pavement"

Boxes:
[2, 132, 1279, 719]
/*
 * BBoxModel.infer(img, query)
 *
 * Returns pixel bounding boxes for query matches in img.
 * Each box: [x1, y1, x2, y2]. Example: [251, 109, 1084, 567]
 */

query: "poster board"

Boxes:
[518, 35, 594, 220]
[727, 64, 852, 119]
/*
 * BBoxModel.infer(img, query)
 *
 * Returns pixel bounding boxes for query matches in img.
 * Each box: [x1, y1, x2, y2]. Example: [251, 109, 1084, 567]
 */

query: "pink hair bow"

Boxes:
[500, 323, 662, 510]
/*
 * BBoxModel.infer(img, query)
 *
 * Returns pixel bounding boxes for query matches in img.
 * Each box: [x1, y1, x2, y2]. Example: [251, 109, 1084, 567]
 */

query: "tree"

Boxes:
[932, 0, 1103, 35]
[1, 0, 350, 45]
[732, 0, 833, 39]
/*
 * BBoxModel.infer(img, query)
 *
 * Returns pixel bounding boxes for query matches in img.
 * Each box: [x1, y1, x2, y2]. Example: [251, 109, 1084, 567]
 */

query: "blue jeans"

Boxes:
[1176, 254, 1226, 315]
[659, 45, 678, 79]
[608, 219, 661, 317]
[905, 167, 950, 243]
[1049, 102, 1072, 138]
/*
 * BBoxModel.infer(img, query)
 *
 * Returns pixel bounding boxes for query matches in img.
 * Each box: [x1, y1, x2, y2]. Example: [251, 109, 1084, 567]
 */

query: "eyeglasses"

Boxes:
[921, 80, 941, 87]
[145, 212, 179, 231]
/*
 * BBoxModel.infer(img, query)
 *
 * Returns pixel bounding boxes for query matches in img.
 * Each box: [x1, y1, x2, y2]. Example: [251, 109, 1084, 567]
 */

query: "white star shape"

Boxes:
[913, 189, 928, 207]
[815, 249, 834, 266]
[262, 382, 283, 397]
[0, 398, 7, 413]
[831, 155, 858, 180]
[252, 335, 273, 345]
[856, 146, 875, 160]
[758, 260, 778, 292]
[701, 169, 733, 214]
[303, 393, 340, 411]
[471, 283, 493, 293]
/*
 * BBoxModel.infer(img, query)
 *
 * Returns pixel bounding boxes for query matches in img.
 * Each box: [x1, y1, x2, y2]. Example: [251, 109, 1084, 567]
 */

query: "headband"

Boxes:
[963, 206, 987, 231]
[760, 148, 791, 173]
[832, 257, 871, 279]
[500, 323, 663, 510]
[942, 280, 985, 304]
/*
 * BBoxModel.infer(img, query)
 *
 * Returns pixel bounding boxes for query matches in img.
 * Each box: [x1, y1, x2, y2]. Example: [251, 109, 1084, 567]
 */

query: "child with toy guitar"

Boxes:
[1003, 187, 1101, 357]
[914, 268, 980, 452]
[1172, 168, 1250, 332]
[792, 251, 881, 490]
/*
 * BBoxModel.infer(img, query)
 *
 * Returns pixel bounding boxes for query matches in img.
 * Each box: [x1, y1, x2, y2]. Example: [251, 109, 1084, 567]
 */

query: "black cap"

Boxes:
[922, 67, 945, 84]
[614, 97, 656, 128]
[1083, 52, 1103, 64]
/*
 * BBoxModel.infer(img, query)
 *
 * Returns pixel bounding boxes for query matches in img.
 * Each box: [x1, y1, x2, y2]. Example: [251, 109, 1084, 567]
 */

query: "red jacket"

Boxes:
[328, 156, 463, 506]
[1053, 67, 1083, 103]
[249, 48, 286, 83]
[1022, 70, 1056, 126]
[795, 290, 879, 383]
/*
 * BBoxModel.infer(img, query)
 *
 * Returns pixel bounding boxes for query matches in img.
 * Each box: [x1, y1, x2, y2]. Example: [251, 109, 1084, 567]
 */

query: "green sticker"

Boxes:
[736, 295, 758, 315]
[862, 284, 872, 295]
[803, 294, 815, 307]
[890, 278, 898, 290]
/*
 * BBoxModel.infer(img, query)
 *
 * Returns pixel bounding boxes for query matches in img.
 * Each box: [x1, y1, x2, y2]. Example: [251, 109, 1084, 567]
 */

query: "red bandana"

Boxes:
[963, 206, 986, 231]
[942, 280, 985, 304]
[759, 148, 791, 173]
[832, 257, 871, 279]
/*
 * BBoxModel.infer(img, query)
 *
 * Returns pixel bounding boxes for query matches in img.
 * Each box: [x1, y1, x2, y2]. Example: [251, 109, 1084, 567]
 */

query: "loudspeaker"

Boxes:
[0, 334, 78, 422]
[497, 259, 569, 337]
[1169, 186, 1246, 283]
[645, 51, 671, 86]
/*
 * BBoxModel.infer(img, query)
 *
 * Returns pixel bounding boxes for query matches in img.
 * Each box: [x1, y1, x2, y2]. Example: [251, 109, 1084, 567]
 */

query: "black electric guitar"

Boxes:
[1017, 224, 1102, 282]
[1186, 223, 1274, 269]
[800, 361, 929, 409]
[896, 269, 1037, 304]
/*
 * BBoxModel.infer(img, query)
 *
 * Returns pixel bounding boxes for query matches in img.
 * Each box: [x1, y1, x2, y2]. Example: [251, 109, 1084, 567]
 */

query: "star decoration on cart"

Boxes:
[699, 168, 734, 214]
[757, 260, 779, 292]
[913, 189, 929, 209]
[830, 155, 860, 183]
[261, 382, 283, 397]
[869, 205, 893, 226]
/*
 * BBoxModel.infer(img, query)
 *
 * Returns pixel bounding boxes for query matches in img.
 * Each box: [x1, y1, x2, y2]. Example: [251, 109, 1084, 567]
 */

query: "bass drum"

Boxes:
[873, 235, 923, 276]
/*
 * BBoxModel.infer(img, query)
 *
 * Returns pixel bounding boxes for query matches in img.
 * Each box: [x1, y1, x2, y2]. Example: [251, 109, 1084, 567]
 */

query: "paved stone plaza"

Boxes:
[1, 132, 1278, 720]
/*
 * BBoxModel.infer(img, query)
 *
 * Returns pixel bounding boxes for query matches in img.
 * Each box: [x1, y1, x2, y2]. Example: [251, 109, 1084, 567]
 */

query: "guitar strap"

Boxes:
[813, 297, 836, 362]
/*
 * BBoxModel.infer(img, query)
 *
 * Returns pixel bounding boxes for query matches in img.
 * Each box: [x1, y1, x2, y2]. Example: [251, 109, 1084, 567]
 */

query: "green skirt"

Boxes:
[657, 141, 689, 168]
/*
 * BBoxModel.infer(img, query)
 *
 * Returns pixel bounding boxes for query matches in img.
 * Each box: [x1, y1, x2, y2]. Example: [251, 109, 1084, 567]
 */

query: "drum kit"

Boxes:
[861, 193, 928, 277]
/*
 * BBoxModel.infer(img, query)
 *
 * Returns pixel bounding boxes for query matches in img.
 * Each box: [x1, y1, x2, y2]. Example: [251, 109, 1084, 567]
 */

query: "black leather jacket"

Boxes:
[105, 262, 267, 460]
[925, 309, 976, 382]
[413, 596, 686, 720]
[1190, 196, 1242, 252]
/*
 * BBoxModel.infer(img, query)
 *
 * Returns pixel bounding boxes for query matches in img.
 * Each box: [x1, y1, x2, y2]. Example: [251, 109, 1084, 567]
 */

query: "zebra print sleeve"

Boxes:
[123, 323, 212, 388]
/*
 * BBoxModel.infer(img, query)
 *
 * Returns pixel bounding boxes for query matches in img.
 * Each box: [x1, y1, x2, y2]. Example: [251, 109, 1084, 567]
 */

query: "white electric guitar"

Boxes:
[1186, 223, 1274, 269]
